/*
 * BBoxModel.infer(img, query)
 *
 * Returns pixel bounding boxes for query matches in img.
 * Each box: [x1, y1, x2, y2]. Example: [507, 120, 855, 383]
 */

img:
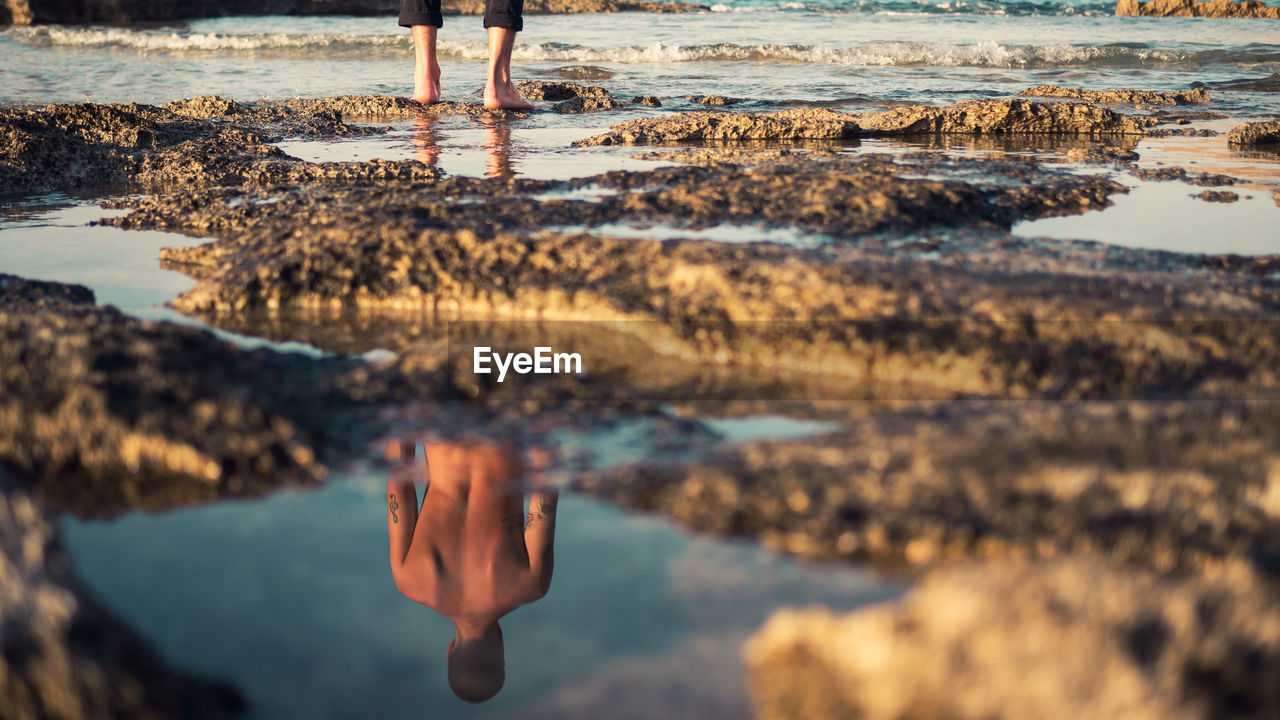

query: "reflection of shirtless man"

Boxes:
[398, 0, 534, 109]
[386, 441, 557, 703]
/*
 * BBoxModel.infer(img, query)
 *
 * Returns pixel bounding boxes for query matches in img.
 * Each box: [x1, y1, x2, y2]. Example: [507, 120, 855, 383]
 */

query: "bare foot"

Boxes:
[483, 80, 533, 110]
[413, 63, 441, 104]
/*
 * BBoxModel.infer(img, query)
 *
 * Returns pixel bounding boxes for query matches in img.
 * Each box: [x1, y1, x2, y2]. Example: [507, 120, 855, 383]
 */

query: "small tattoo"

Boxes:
[501, 513, 524, 530]
[526, 501, 558, 528]
[389, 494, 400, 524]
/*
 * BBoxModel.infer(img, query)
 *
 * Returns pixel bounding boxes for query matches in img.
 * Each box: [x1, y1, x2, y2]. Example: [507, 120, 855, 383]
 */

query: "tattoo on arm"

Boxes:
[501, 513, 525, 531]
[526, 500, 558, 529]
[389, 494, 400, 524]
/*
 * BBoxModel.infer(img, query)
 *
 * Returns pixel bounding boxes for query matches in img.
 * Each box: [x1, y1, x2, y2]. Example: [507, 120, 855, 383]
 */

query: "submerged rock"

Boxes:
[1197, 72, 1280, 93]
[856, 98, 1154, 136]
[747, 559, 1280, 720]
[0, 469, 245, 719]
[1018, 84, 1211, 106]
[516, 80, 614, 101]
[1194, 190, 1241, 203]
[688, 95, 746, 106]
[1227, 118, 1280, 147]
[572, 108, 860, 145]
[552, 96, 628, 113]
[1132, 166, 1239, 186]
[545, 65, 615, 80]
[1116, 0, 1280, 17]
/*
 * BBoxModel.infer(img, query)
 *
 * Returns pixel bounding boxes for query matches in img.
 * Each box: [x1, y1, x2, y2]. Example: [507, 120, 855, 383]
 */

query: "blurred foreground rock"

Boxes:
[747, 559, 1280, 720]
[0, 470, 244, 719]
[0, 273, 402, 516]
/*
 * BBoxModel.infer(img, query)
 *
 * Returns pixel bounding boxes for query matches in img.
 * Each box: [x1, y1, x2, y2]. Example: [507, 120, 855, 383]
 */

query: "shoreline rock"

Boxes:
[0, 98, 441, 197]
[1116, 0, 1280, 17]
[574, 99, 1154, 146]
[855, 98, 1154, 136]
[1227, 118, 1280, 147]
[1017, 84, 1211, 106]
[573, 108, 860, 145]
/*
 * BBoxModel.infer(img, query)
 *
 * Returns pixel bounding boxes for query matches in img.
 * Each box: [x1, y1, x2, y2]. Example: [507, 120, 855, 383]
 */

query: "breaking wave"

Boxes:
[8, 26, 1280, 69]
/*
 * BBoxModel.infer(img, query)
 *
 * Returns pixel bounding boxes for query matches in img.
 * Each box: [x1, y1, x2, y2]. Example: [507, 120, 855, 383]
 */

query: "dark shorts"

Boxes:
[398, 0, 524, 32]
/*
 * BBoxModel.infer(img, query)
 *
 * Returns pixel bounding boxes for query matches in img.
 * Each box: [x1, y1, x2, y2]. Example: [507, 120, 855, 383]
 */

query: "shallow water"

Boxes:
[60, 440, 893, 719]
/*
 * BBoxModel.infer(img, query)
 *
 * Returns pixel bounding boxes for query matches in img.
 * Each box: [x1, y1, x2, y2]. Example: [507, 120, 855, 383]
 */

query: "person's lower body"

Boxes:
[398, 0, 532, 109]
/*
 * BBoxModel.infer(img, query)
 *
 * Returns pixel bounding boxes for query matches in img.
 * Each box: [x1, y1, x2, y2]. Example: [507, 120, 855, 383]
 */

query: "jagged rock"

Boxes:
[747, 559, 1280, 720]
[0, 469, 245, 719]
[1227, 118, 1280, 147]
[516, 80, 613, 101]
[1018, 84, 1210, 106]
[632, 95, 663, 107]
[572, 108, 859, 145]
[1116, 0, 1280, 16]
[552, 96, 627, 113]
[856, 98, 1154, 136]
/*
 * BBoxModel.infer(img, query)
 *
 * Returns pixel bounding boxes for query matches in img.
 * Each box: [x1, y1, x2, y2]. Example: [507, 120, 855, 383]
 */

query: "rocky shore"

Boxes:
[3, 84, 1280, 717]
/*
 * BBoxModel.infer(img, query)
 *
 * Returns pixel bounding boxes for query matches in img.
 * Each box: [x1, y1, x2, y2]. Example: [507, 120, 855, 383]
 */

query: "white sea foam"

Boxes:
[3, 25, 1223, 69]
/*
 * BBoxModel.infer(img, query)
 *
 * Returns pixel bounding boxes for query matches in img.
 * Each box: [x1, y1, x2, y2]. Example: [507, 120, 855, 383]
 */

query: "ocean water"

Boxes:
[1, 5, 1278, 115]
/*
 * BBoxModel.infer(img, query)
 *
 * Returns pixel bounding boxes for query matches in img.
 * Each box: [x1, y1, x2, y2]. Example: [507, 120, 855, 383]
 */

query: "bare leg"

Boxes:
[483, 27, 533, 110]
[411, 25, 441, 104]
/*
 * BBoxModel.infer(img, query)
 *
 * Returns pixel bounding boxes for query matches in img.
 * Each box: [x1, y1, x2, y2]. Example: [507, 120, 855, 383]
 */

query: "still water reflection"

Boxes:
[60, 422, 898, 719]
[386, 441, 558, 703]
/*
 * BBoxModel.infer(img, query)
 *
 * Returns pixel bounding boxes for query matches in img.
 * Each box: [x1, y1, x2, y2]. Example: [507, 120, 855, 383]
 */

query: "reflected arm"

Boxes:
[524, 490, 558, 596]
